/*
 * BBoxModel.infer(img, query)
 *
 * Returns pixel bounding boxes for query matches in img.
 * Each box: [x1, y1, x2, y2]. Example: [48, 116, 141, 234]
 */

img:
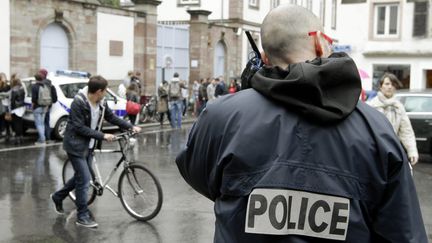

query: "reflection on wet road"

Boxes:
[0, 126, 214, 243]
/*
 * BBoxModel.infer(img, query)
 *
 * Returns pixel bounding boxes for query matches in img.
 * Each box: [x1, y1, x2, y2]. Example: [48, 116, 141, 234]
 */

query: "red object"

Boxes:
[308, 31, 333, 45]
[126, 101, 141, 115]
[358, 69, 370, 79]
[360, 89, 366, 102]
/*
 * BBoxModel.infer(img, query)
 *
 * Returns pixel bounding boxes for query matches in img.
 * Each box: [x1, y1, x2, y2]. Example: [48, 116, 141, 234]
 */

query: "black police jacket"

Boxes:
[176, 53, 427, 243]
[63, 90, 132, 157]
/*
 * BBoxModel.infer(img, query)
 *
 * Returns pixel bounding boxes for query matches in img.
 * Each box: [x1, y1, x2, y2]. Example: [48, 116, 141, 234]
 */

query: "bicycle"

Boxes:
[61, 131, 163, 221]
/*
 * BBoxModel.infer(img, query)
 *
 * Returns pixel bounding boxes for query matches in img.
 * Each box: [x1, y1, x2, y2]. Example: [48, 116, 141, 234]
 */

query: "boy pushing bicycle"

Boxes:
[50, 75, 141, 228]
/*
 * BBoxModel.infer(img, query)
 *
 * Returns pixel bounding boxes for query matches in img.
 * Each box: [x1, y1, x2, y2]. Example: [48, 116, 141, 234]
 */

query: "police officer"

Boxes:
[176, 4, 427, 243]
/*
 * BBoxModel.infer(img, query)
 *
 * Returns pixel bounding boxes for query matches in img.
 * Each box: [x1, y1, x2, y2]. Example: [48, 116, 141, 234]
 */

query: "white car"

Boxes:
[22, 74, 127, 139]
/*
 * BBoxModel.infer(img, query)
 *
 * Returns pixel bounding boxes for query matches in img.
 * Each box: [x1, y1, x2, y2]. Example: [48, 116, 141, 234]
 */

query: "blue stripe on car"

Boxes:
[25, 102, 127, 117]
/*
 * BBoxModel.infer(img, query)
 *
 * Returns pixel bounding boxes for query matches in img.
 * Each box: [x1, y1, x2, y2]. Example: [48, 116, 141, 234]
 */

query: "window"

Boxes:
[306, 0, 313, 10]
[249, 0, 259, 9]
[271, 0, 280, 9]
[331, 0, 337, 29]
[403, 97, 432, 112]
[60, 83, 87, 99]
[320, 0, 326, 26]
[374, 3, 399, 38]
[413, 1, 428, 37]
[178, 0, 200, 6]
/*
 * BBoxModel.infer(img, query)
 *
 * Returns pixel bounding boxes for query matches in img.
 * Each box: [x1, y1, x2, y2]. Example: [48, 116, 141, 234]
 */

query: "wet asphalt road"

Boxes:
[0, 123, 431, 242]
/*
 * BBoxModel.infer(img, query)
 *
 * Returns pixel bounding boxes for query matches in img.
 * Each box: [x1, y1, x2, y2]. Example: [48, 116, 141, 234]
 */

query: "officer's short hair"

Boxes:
[173, 72, 179, 78]
[88, 75, 108, 94]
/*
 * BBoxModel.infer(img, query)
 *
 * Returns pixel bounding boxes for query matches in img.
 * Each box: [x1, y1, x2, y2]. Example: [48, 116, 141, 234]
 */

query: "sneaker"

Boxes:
[76, 218, 98, 228]
[35, 141, 46, 146]
[50, 193, 65, 215]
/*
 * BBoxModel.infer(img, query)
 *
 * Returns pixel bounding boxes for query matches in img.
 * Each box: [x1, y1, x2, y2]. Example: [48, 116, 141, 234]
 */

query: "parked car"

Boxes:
[395, 90, 432, 155]
[22, 74, 127, 140]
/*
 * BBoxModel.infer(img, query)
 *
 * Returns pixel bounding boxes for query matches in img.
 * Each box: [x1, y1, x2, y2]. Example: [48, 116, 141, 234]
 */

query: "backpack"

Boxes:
[169, 81, 181, 99]
[38, 83, 52, 106]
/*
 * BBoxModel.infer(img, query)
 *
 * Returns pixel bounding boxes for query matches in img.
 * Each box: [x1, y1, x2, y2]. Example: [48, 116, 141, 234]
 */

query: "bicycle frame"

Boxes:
[91, 133, 135, 198]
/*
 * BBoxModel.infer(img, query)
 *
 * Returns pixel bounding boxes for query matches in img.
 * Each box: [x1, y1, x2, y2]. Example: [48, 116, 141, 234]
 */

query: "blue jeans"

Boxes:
[169, 100, 183, 129]
[33, 107, 46, 142]
[52, 153, 93, 220]
[44, 108, 51, 140]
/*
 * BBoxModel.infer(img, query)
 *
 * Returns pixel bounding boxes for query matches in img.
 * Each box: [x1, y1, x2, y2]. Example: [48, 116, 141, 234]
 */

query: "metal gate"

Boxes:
[156, 24, 189, 89]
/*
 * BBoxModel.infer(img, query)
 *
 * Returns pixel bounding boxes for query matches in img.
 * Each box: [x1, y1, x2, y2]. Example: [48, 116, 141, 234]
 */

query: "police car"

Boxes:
[22, 72, 127, 140]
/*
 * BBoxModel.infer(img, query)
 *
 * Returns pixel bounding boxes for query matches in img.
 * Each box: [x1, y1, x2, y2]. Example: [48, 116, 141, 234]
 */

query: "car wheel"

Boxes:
[54, 116, 68, 140]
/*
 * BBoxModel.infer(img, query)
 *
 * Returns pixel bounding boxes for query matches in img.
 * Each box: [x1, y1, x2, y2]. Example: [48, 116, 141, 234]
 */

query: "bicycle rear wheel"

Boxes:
[118, 163, 163, 221]
[62, 159, 97, 205]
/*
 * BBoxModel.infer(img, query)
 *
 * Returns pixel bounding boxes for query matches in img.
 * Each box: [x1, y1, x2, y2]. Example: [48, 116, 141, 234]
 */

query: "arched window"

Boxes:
[40, 23, 69, 72]
[213, 41, 226, 77]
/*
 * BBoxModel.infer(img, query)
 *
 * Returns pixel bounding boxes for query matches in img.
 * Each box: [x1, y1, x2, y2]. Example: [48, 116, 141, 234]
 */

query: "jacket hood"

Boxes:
[250, 52, 361, 124]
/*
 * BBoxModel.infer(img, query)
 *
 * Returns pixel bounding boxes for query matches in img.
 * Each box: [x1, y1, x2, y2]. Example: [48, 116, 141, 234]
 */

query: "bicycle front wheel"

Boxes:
[62, 159, 97, 205]
[118, 164, 163, 221]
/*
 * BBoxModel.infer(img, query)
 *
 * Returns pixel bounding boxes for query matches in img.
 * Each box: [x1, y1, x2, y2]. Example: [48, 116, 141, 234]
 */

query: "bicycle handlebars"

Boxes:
[113, 130, 138, 141]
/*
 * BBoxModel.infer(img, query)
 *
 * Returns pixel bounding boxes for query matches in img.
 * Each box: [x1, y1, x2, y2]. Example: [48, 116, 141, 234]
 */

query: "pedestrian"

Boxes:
[0, 72, 11, 141]
[206, 78, 216, 101]
[214, 78, 228, 98]
[9, 74, 25, 145]
[367, 73, 418, 166]
[181, 80, 189, 117]
[228, 79, 240, 94]
[126, 82, 140, 125]
[192, 80, 201, 116]
[50, 75, 141, 228]
[118, 71, 134, 99]
[32, 73, 51, 145]
[39, 69, 58, 143]
[175, 4, 427, 243]
[168, 73, 185, 129]
[157, 80, 170, 126]
[198, 78, 209, 115]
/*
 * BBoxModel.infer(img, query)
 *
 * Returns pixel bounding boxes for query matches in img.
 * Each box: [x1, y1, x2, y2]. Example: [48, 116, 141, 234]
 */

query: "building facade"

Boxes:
[156, 0, 432, 91]
[156, 0, 283, 85]
[2, 0, 161, 96]
[327, 0, 432, 90]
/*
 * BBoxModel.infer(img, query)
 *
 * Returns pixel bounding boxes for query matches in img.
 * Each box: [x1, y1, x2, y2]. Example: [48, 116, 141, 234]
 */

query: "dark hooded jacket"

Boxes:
[63, 90, 133, 157]
[176, 53, 427, 243]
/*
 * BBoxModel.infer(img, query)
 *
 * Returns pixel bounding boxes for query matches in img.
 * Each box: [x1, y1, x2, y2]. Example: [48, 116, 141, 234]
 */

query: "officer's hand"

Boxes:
[132, 126, 141, 134]
[409, 156, 419, 166]
[104, 133, 115, 142]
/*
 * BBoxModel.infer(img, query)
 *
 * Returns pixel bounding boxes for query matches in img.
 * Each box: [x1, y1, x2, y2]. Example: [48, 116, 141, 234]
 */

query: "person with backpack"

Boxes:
[168, 72, 185, 129]
[32, 72, 52, 145]
[39, 69, 58, 142]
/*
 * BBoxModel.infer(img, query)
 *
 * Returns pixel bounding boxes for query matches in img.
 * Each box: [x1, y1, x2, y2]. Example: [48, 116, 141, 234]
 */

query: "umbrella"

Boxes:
[358, 69, 370, 79]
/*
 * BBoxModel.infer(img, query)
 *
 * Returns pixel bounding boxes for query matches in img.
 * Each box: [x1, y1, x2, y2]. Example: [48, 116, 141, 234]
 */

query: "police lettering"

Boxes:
[245, 189, 350, 241]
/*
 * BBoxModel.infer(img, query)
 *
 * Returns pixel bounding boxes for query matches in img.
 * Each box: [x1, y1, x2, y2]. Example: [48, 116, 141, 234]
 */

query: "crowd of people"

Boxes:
[0, 69, 57, 145]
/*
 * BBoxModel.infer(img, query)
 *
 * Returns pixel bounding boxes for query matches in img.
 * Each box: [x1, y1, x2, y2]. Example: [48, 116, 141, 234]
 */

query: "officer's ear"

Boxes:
[261, 51, 271, 65]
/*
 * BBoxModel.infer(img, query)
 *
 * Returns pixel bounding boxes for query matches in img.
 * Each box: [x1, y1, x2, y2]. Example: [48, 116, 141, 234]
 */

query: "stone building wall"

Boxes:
[10, 0, 99, 78]
[10, 0, 159, 96]
[188, 10, 243, 84]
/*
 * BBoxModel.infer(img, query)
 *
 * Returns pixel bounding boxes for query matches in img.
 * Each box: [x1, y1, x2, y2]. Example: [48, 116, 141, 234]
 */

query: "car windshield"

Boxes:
[403, 96, 432, 112]
[60, 83, 87, 98]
